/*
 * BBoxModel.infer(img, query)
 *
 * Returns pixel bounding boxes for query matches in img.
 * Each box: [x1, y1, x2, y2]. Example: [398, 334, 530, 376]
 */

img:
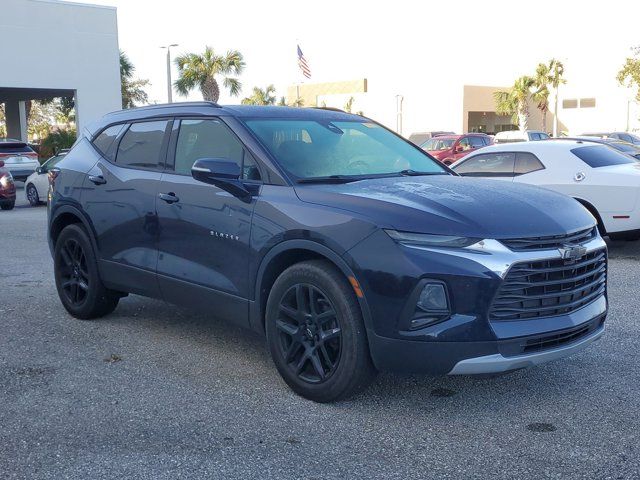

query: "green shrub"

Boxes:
[39, 129, 76, 159]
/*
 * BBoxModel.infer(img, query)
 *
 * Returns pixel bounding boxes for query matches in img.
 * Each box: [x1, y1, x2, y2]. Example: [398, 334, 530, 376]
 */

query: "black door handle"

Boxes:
[158, 192, 179, 204]
[88, 175, 106, 185]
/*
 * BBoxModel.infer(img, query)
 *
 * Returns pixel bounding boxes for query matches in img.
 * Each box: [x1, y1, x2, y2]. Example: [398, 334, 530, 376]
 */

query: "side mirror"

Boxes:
[36, 166, 43, 174]
[191, 158, 253, 202]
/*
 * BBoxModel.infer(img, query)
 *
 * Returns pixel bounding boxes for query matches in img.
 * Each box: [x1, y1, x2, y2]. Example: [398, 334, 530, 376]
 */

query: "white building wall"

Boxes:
[0, 0, 121, 134]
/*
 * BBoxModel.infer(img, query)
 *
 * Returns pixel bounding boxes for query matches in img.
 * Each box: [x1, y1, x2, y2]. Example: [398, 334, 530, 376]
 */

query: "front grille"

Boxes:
[500, 226, 597, 251]
[490, 249, 607, 321]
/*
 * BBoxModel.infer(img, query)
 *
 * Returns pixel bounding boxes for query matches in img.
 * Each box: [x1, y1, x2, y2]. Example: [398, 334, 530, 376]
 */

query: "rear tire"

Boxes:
[26, 184, 40, 206]
[265, 260, 376, 402]
[54, 224, 120, 319]
[0, 201, 15, 211]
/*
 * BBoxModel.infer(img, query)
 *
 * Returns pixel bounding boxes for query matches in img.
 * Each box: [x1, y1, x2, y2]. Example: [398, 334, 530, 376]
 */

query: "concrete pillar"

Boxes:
[5, 100, 28, 142]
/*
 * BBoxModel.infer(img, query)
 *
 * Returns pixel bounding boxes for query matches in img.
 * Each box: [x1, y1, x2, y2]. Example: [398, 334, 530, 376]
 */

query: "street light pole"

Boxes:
[160, 44, 178, 103]
[396, 94, 404, 135]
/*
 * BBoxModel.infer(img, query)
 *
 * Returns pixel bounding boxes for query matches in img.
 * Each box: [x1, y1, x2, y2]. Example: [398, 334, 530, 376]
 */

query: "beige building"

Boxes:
[287, 70, 640, 138]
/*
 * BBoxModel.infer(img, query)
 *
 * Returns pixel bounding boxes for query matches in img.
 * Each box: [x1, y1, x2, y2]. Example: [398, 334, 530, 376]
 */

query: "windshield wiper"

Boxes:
[297, 175, 363, 184]
[397, 169, 448, 176]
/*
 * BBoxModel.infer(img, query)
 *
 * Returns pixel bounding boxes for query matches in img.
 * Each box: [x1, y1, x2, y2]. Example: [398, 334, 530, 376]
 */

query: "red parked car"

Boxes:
[421, 133, 492, 165]
[0, 160, 17, 210]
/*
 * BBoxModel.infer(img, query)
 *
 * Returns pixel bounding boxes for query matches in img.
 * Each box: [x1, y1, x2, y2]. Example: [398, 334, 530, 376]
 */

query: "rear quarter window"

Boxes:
[571, 145, 635, 168]
[92, 124, 126, 161]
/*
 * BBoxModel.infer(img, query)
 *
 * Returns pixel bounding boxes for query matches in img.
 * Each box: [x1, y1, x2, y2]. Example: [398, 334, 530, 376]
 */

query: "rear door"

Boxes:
[155, 117, 262, 327]
[83, 120, 171, 298]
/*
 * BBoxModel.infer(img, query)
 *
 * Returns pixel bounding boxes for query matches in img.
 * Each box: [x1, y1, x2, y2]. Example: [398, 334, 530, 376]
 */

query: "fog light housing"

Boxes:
[417, 283, 448, 312]
[410, 282, 450, 330]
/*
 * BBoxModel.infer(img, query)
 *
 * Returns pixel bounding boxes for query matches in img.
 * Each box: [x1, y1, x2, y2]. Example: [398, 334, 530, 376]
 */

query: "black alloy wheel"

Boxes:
[266, 260, 376, 402]
[58, 237, 90, 306]
[54, 224, 120, 319]
[275, 283, 342, 383]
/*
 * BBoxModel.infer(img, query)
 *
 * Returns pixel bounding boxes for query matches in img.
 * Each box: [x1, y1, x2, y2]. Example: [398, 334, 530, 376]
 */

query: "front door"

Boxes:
[155, 118, 262, 327]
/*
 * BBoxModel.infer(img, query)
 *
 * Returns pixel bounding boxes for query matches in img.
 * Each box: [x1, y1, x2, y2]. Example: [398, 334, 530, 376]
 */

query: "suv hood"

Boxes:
[294, 176, 594, 239]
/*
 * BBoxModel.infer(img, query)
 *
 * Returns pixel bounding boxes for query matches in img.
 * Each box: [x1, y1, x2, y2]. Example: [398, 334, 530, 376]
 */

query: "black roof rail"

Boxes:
[311, 106, 346, 113]
[128, 101, 221, 112]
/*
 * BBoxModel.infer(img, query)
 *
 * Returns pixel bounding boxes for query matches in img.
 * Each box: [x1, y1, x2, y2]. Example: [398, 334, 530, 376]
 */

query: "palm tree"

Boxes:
[494, 76, 535, 131]
[174, 47, 245, 103]
[548, 59, 566, 136]
[120, 51, 150, 109]
[241, 85, 276, 105]
[344, 96, 355, 113]
[533, 63, 551, 133]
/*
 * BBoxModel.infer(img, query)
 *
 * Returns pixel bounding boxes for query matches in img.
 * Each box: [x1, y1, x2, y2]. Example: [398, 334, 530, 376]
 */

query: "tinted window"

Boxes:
[571, 145, 636, 168]
[245, 119, 447, 179]
[174, 119, 259, 180]
[0, 142, 34, 154]
[422, 138, 455, 151]
[454, 152, 515, 176]
[42, 154, 66, 171]
[469, 136, 485, 148]
[116, 121, 169, 169]
[515, 152, 545, 175]
[618, 134, 633, 143]
[92, 124, 125, 161]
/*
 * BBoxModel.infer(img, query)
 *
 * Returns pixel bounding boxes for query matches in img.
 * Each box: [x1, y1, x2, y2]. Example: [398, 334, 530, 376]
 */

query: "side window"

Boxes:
[515, 152, 545, 175]
[529, 133, 541, 141]
[115, 121, 170, 170]
[454, 152, 515, 176]
[619, 134, 632, 143]
[174, 119, 261, 180]
[468, 136, 485, 148]
[458, 137, 471, 150]
[92, 124, 125, 161]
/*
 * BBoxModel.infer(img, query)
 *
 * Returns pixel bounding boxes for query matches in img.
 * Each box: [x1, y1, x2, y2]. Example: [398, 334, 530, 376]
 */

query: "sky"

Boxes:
[83, 0, 640, 131]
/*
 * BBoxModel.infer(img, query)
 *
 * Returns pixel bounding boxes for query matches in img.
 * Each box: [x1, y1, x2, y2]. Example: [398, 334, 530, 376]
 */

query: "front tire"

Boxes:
[26, 183, 40, 206]
[0, 201, 15, 211]
[265, 260, 376, 402]
[54, 224, 120, 319]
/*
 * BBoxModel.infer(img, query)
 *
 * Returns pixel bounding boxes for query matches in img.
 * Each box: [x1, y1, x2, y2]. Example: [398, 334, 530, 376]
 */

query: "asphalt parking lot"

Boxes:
[1, 186, 639, 479]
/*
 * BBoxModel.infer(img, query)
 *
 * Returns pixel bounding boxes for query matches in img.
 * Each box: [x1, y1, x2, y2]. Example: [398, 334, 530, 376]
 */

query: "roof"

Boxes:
[88, 102, 366, 136]
[472, 139, 600, 153]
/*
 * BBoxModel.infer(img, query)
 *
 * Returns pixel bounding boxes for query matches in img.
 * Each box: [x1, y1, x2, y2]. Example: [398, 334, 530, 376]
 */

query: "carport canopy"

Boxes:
[1, 87, 76, 142]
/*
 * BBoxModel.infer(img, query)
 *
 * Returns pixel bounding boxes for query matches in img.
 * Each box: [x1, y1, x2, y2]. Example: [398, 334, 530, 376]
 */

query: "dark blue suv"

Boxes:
[48, 103, 607, 402]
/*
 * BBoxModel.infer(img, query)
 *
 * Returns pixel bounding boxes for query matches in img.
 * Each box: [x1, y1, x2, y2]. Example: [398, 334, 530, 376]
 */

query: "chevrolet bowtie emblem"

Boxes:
[558, 244, 587, 263]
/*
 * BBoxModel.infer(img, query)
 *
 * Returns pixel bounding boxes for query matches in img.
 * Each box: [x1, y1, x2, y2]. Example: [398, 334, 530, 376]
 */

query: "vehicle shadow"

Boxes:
[94, 293, 610, 414]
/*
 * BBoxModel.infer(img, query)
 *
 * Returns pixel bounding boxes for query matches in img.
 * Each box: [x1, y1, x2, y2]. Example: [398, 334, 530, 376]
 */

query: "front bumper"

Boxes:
[449, 322, 605, 375]
[346, 229, 607, 375]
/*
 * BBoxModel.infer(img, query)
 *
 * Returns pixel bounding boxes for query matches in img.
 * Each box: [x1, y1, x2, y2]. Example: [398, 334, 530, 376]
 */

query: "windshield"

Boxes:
[422, 138, 455, 151]
[244, 119, 448, 180]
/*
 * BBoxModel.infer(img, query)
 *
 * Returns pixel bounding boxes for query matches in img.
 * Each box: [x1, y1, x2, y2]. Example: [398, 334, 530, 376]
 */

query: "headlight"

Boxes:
[385, 229, 481, 248]
[0, 175, 12, 188]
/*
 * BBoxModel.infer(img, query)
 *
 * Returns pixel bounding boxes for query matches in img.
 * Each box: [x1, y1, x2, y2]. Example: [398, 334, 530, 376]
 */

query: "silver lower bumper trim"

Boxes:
[448, 325, 605, 375]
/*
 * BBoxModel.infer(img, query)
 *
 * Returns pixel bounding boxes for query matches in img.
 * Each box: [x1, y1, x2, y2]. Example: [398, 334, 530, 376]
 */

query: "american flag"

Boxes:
[297, 45, 311, 79]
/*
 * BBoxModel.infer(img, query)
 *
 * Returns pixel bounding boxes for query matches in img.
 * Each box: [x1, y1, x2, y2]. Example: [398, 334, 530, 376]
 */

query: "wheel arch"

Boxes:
[49, 205, 99, 255]
[573, 197, 605, 234]
[251, 239, 373, 336]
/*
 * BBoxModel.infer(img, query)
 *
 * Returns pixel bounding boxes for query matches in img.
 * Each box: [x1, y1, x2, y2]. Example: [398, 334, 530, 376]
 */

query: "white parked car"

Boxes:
[451, 139, 640, 240]
[494, 130, 549, 143]
[24, 152, 66, 206]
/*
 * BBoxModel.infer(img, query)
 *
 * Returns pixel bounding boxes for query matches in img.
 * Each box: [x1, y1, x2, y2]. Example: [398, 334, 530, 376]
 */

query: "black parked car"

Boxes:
[48, 103, 607, 402]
